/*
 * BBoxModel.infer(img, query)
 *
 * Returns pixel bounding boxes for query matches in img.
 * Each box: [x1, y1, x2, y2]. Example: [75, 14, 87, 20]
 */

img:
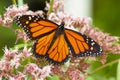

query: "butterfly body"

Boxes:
[14, 15, 102, 64]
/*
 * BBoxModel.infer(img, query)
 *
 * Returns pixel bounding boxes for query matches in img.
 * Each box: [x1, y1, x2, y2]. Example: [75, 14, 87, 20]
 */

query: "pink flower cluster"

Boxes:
[69, 70, 85, 80]
[0, 47, 51, 80]
[46, 0, 64, 12]
[0, 5, 28, 27]
[25, 64, 51, 80]
[15, 29, 29, 43]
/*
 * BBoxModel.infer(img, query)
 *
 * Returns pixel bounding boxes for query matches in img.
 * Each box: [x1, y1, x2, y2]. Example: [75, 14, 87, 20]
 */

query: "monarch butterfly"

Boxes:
[14, 15, 102, 64]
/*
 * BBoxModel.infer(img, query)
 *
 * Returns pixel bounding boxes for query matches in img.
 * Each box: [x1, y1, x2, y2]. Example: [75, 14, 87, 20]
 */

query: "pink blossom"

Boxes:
[1, 47, 52, 80]
[14, 72, 26, 80]
[25, 63, 39, 73]
[15, 29, 29, 43]
[39, 65, 51, 79]
[48, 12, 74, 27]
[0, 60, 11, 73]
[22, 46, 32, 57]
[100, 53, 108, 64]
[46, 0, 64, 12]
[3, 46, 17, 60]
[112, 44, 120, 54]
[10, 56, 20, 69]
[2, 4, 30, 28]
[53, 0, 64, 12]
[8, 76, 15, 80]
[5, 72, 26, 80]
[25, 63, 51, 80]
[2, 17, 13, 27]
[4, 5, 28, 18]
[69, 70, 85, 80]
[48, 12, 61, 22]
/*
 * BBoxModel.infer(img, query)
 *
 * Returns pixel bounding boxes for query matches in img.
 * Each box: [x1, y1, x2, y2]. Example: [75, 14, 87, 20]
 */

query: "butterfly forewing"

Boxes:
[64, 29, 102, 57]
[14, 15, 58, 39]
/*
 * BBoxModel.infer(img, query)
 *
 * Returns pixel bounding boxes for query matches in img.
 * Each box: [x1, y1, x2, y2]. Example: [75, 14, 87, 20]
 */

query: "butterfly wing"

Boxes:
[33, 32, 69, 64]
[64, 29, 102, 57]
[14, 15, 58, 39]
[33, 31, 55, 57]
[46, 34, 69, 64]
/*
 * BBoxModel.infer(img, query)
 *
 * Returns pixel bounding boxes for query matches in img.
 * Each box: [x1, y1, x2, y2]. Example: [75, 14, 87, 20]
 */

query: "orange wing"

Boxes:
[33, 31, 55, 57]
[33, 32, 69, 64]
[64, 29, 102, 57]
[46, 34, 69, 64]
[14, 15, 58, 39]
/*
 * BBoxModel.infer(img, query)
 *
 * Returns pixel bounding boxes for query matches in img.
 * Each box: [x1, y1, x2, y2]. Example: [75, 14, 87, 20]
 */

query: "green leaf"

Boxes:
[46, 75, 60, 80]
[117, 59, 120, 80]
[85, 76, 95, 80]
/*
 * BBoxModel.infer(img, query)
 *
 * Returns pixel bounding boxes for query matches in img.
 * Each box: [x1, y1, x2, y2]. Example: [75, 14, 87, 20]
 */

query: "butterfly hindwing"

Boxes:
[64, 29, 102, 57]
[14, 15, 58, 39]
[33, 31, 55, 58]
[46, 34, 69, 64]
[33, 32, 69, 64]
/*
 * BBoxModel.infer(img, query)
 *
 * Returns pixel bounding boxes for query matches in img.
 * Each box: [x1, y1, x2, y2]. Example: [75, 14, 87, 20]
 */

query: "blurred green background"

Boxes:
[93, 0, 120, 36]
[0, 0, 120, 80]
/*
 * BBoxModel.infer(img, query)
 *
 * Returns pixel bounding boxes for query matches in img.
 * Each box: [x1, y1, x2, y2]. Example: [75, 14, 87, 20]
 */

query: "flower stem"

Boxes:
[89, 59, 120, 74]
[18, 0, 24, 7]
[117, 59, 120, 80]
[48, 0, 54, 14]
[12, 0, 17, 6]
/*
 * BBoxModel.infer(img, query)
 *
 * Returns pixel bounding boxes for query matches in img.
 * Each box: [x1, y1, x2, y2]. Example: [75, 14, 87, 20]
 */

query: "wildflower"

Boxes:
[3, 46, 17, 60]
[25, 63, 38, 74]
[4, 5, 28, 18]
[39, 65, 51, 79]
[0, 60, 11, 73]
[14, 72, 26, 80]
[25, 63, 51, 80]
[2, 5, 29, 28]
[10, 56, 20, 69]
[48, 12, 60, 22]
[2, 17, 13, 28]
[22, 46, 32, 57]
[53, 0, 64, 12]
[69, 70, 85, 80]
[15, 29, 29, 43]
[100, 53, 108, 64]
[46, 0, 64, 12]
[7, 76, 15, 80]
